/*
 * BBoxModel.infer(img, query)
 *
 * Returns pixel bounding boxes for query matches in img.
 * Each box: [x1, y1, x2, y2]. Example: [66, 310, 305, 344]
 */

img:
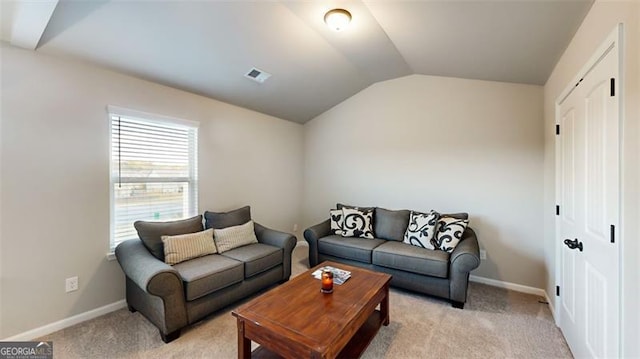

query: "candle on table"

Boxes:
[321, 270, 334, 293]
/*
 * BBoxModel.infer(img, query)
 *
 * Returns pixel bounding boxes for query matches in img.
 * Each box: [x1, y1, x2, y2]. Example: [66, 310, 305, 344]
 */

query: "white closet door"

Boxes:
[557, 35, 620, 358]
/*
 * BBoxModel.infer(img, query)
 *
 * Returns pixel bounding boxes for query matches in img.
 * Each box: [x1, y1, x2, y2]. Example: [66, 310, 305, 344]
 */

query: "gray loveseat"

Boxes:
[115, 206, 296, 343]
[304, 206, 480, 308]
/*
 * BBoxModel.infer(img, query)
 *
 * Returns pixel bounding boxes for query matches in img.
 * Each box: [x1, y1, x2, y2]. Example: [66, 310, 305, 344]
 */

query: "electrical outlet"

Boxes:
[65, 276, 78, 293]
[480, 250, 487, 260]
[293, 224, 298, 232]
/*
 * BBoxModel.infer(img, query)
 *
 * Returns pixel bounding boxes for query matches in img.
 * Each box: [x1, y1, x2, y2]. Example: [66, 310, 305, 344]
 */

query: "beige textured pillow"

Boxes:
[162, 228, 217, 265]
[213, 220, 258, 253]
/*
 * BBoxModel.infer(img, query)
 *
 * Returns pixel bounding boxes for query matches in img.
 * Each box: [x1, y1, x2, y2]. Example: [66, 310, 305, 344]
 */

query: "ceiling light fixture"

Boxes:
[324, 8, 352, 32]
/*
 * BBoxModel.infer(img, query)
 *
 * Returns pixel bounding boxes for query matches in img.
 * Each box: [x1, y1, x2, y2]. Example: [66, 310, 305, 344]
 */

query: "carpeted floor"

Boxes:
[39, 242, 572, 358]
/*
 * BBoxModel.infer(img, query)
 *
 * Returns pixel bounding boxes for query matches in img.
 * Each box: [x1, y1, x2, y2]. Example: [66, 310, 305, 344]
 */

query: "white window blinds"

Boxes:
[109, 107, 198, 249]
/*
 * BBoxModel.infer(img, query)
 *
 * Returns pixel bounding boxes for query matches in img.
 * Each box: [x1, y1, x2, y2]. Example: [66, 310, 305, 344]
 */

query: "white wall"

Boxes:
[542, 1, 639, 357]
[0, 45, 304, 339]
[303, 74, 545, 288]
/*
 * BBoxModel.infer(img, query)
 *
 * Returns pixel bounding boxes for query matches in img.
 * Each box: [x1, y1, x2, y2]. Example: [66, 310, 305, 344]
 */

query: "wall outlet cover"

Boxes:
[66, 276, 78, 292]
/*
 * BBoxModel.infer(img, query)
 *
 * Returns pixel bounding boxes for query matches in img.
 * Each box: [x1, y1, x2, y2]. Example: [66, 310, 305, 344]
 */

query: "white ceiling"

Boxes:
[1, 0, 593, 123]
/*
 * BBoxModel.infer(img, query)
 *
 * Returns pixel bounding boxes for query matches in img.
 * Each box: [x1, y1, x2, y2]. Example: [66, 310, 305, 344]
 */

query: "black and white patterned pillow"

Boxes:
[329, 209, 344, 235]
[342, 207, 374, 239]
[434, 216, 469, 252]
[403, 210, 440, 249]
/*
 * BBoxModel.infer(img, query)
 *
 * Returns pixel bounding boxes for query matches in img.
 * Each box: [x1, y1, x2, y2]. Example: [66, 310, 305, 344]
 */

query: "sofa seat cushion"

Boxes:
[318, 235, 386, 264]
[173, 254, 243, 301]
[221, 243, 283, 278]
[372, 241, 450, 278]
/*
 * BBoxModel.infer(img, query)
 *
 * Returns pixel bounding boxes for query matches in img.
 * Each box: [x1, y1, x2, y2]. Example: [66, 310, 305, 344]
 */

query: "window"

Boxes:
[109, 106, 198, 250]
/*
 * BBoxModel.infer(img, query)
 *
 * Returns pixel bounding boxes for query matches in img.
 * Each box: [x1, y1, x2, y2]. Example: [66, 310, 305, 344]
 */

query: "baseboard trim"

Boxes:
[546, 291, 558, 323]
[2, 300, 126, 341]
[469, 275, 547, 297]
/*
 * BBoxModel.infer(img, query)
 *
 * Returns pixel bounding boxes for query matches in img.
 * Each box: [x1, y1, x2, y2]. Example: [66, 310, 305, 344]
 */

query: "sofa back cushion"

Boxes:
[134, 215, 204, 261]
[204, 206, 251, 229]
[442, 212, 469, 220]
[374, 208, 410, 241]
[337, 203, 375, 212]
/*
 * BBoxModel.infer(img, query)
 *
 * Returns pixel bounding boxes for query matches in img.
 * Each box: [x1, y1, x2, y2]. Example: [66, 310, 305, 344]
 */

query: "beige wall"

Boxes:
[543, 1, 639, 357]
[0, 45, 304, 338]
[303, 74, 545, 288]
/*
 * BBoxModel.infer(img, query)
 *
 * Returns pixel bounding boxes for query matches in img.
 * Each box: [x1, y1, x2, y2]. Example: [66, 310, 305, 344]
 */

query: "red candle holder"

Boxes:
[321, 270, 334, 294]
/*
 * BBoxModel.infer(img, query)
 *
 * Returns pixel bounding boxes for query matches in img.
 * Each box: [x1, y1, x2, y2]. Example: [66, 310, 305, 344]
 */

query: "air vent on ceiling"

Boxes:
[244, 67, 271, 83]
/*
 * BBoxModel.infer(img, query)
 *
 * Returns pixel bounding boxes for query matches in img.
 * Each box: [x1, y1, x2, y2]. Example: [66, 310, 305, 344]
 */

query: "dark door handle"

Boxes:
[564, 238, 583, 252]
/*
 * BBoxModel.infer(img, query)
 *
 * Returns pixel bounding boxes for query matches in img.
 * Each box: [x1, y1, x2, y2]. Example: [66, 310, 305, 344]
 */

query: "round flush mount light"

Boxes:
[324, 8, 352, 32]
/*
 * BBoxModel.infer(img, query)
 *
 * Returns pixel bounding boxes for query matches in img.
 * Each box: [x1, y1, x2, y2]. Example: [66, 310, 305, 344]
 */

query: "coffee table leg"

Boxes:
[237, 319, 251, 359]
[381, 283, 390, 326]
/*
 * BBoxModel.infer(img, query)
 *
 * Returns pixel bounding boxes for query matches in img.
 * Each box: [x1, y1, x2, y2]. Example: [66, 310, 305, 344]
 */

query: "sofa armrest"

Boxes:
[254, 223, 297, 280]
[450, 228, 481, 273]
[448, 227, 480, 304]
[303, 219, 331, 267]
[115, 239, 184, 297]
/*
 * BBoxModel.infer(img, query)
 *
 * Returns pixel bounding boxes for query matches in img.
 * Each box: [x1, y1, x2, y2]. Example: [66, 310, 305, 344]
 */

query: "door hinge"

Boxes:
[555, 205, 560, 216]
[610, 78, 615, 96]
[610, 224, 615, 243]
[556, 286, 560, 297]
[555, 124, 560, 135]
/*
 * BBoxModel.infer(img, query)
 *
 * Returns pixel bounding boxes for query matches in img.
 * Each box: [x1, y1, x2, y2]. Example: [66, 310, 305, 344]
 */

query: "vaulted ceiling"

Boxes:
[1, 0, 593, 123]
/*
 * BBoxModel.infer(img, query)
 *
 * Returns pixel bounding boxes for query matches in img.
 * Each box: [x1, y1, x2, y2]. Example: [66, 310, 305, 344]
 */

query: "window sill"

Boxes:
[106, 252, 117, 261]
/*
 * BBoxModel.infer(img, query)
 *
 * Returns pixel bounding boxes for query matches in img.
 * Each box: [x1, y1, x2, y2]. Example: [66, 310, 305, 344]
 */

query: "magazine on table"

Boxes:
[311, 265, 351, 285]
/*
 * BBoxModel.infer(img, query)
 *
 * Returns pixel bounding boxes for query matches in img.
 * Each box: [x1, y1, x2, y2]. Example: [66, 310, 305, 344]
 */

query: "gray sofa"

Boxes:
[304, 206, 480, 308]
[115, 206, 296, 343]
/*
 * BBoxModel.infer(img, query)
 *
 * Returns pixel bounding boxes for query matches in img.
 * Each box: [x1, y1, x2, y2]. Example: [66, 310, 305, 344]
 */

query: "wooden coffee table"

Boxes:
[232, 261, 392, 359]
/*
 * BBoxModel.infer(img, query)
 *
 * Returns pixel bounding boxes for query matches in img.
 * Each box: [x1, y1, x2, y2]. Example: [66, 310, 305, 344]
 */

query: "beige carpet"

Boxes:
[39, 242, 572, 358]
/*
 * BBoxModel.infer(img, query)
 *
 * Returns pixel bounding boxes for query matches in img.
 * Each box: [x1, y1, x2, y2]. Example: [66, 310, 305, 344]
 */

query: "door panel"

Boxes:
[585, 263, 607, 358]
[585, 80, 608, 239]
[562, 246, 576, 321]
[562, 108, 576, 223]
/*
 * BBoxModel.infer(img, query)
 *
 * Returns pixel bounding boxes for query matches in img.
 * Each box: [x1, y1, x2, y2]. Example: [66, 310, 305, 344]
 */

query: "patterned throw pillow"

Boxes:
[403, 210, 440, 249]
[162, 228, 217, 265]
[330, 209, 344, 235]
[342, 207, 374, 239]
[434, 216, 469, 252]
[213, 220, 259, 253]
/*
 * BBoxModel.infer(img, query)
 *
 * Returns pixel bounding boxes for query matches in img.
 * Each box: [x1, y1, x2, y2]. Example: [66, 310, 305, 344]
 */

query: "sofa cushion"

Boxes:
[134, 215, 204, 261]
[221, 243, 282, 278]
[318, 235, 386, 264]
[442, 212, 469, 220]
[330, 209, 344, 235]
[162, 228, 217, 265]
[213, 220, 259, 253]
[374, 208, 410, 241]
[173, 254, 244, 301]
[342, 207, 375, 238]
[372, 241, 450, 278]
[337, 203, 375, 212]
[434, 216, 469, 253]
[204, 206, 252, 229]
[403, 210, 440, 250]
